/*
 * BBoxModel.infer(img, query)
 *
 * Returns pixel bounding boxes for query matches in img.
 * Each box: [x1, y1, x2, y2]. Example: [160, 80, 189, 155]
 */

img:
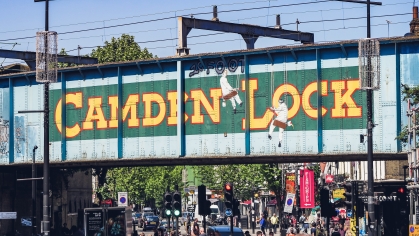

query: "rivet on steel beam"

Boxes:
[212, 5, 219, 21]
[275, 15, 281, 29]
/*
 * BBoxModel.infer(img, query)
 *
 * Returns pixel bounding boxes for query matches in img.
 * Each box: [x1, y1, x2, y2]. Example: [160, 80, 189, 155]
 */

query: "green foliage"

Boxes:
[192, 165, 259, 200]
[57, 48, 76, 68]
[397, 84, 419, 145]
[97, 166, 183, 207]
[91, 34, 154, 63]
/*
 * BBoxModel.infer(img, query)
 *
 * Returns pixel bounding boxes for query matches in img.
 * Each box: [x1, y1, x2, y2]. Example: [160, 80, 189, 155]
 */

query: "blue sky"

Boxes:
[0, 0, 415, 66]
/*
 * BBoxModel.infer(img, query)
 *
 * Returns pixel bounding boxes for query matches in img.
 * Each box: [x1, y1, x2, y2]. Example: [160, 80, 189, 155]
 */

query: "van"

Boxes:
[143, 207, 153, 214]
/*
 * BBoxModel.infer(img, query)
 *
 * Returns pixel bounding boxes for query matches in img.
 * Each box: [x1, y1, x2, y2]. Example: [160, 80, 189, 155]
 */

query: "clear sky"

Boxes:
[0, 0, 416, 66]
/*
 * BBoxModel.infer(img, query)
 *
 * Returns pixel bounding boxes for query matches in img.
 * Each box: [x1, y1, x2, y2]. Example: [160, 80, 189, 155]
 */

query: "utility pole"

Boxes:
[33, 0, 53, 234]
[32, 146, 38, 236]
[335, 1, 382, 235]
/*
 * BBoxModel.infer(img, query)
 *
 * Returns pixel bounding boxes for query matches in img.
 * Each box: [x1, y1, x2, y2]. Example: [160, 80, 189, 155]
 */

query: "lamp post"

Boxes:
[34, 0, 52, 235]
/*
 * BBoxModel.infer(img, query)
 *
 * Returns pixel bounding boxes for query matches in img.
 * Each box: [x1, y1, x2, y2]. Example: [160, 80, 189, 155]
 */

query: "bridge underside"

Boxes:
[0, 152, 407, 169]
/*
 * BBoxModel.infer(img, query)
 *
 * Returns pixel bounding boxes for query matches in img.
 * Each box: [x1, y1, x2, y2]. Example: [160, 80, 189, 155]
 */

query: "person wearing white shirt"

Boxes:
[268, 99, 288, 147]
[220, 70, 242, 113]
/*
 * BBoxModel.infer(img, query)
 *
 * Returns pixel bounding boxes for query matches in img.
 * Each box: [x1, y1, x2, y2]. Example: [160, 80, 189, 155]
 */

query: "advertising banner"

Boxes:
[284, 193, 295, 213]
[285, 173, 296, 193]
[299, 169, 315, 208]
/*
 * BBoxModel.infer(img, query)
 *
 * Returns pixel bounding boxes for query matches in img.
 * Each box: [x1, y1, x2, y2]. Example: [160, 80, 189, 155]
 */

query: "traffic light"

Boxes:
[198, 185, 207, 215]
[343, 182, 354, 213]
[164, 190, 172, 217]
[173, 190, 182, 217]
[397, 186, 408, 213]
[224, 182, 234, 210]
[320, 189, 330, 217]
[233, 199, 240, 216]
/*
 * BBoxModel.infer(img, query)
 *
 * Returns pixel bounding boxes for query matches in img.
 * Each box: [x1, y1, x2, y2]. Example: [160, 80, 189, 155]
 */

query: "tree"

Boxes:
[57, 48, 76, 68]
[91, 34, 154, 63]
[397, 84, 419, 145]
[97, 166, 183, 208]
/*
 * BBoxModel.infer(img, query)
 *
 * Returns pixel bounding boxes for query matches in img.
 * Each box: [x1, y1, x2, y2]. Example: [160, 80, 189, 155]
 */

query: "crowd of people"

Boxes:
[253, 209, 352, 236]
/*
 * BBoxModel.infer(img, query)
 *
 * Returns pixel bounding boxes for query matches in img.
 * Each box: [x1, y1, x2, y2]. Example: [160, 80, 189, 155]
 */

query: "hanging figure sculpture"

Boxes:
[268, 98, 291, 147]
[220, 70, 242, 114]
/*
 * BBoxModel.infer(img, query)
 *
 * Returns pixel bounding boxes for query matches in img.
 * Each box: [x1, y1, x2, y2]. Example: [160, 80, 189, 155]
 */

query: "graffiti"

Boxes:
[0, 117, 9, 157]
[189, 58, 245, 77]
[14, 116, 25, 157]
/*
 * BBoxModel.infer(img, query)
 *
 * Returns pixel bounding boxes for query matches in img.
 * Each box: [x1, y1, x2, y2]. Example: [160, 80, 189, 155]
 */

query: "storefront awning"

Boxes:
[241, 200, 252, 205]
[267, 198, 277, 206]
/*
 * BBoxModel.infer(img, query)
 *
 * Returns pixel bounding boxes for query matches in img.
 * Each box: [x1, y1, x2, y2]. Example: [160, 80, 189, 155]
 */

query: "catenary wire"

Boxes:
[63, 12, 413, 53]
[0, 0, 283, 35]
[0, 1, 412, 44]
[0, 0, 360, 42]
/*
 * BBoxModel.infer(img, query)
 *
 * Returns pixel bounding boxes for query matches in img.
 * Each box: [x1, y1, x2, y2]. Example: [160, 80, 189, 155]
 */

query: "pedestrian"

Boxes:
[244, 231, 251, 236]
[298, 214, 306, 229]
[199, 227, 206, 236]
[270, 213, 278, 233]
[259, 215, 267, 236]
[193, 218, 199, 236]
[286, 226, 296, 236]
[331, 227, 341, 236]
[310, 223, 316, 236]
[286, 228, 295, 236]
[256, 231, 263, 236]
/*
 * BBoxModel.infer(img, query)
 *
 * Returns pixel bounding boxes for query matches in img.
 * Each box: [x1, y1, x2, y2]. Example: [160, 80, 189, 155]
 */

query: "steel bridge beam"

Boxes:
[0, 49, 98, 70]
[176, 16, 314, 56]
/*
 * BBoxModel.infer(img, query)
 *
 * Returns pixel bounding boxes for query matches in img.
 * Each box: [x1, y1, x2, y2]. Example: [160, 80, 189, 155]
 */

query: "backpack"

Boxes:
[299, 216, 305, 223]
[316, 228, 325, 236]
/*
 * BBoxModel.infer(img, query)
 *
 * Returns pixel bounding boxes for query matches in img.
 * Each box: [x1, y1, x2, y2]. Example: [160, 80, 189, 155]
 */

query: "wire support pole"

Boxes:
[42, 0, 51, 235]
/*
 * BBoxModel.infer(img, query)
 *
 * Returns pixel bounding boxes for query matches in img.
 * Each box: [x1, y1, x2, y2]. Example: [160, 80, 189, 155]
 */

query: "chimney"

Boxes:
[410, 6, 419, 36]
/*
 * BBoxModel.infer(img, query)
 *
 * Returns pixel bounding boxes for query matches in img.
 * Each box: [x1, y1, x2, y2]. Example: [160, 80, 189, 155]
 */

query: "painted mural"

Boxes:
[0, 88, 9, 163]
[1, 37, 417, 164]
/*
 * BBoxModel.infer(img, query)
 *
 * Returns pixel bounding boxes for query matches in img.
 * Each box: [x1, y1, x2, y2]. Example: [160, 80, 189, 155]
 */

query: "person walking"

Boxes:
[270, 213, 279, 233]
[259, 215, 267, 236]
[193, 218, 199, 236]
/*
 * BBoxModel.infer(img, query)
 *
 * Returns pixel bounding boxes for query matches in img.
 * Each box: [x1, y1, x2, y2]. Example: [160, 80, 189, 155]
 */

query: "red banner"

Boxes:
[300, 169, 315, 208]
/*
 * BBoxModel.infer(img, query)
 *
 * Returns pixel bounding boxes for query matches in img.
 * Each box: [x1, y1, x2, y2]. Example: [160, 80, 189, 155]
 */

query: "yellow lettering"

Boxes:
[331, 80, 362, 118]
[167, 92, 190, 125]
[143, 93, 166, 127]
[241, 79, 274, 130]
[302, 81, 328, 119]
[108, 94, 140, 128]
[54, 92, 83, 138]
[190, 89, 222, 124]
[82, 97, 108, 130]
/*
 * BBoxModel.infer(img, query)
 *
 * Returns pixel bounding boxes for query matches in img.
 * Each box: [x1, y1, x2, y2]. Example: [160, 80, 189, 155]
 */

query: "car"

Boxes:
[143, 215, 160, 231]
[140, 212, 155, 227]
[207, 225, 244, 236]
[132, 212, 142, 225]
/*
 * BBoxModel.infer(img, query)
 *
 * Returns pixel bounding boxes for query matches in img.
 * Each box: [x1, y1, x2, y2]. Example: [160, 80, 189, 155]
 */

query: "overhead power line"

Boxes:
[0, 0, 352, 43]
